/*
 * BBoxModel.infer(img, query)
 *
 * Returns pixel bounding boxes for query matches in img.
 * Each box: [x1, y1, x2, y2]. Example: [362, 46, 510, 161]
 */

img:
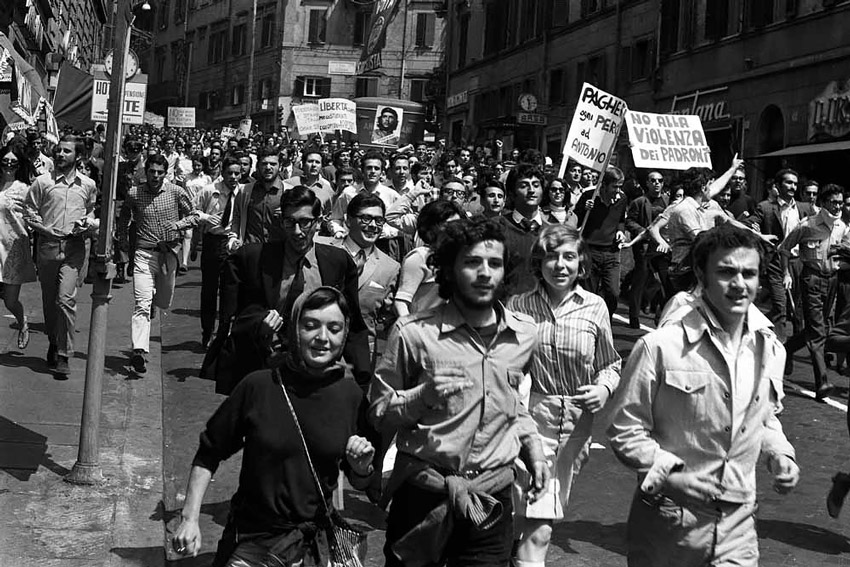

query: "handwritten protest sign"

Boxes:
[626, 111, 712, 170]
[167, 106, 195, 128]
[292, 104, 320, 135]
[559, 83, 627, 177]
[318, 98, 357, 133]
[236, 118, 252, 139]
[220, 126, 237, 139]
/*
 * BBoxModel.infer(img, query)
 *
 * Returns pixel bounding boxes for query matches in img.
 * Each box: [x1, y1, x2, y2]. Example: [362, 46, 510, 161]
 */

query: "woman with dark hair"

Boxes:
[508, 224, 620, 567]
[393, 200, 465, 317]
[0, 143, 36, 348]
[542, 177, 577, 227]
[173, 287, 375, 566]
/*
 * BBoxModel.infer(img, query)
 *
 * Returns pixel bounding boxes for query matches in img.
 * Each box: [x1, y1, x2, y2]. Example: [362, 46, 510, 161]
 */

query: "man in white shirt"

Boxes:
[330, 151, 400, 238]
[286, 147, 335, 218]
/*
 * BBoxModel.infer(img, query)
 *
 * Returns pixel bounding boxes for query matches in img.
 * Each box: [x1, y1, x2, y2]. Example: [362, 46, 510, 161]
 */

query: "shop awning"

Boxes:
[756, 140, 850, 158]
[0, 32, 48, 127]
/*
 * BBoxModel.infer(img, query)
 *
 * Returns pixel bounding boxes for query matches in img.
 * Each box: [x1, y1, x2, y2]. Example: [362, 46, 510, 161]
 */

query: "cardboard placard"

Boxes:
[626, 111, 712, 170]
[559, 83, 627, 177]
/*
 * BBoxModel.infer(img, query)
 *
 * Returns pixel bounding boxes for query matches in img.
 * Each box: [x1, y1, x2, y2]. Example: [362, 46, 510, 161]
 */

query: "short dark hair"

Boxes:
[390, 153, 410, 167]
[347, 193, 385, 217]
[380, 107, 398, 120]
[478, 176, 505, 198]
[774, 168, 798, 185]
[819, 183, 845, 205]
[601, 166, 624, 187]
[431, 216, 507, 300]
[361, 150, 384, 168]
[280, 185, 322, 218]
[505, 163, 544, 196]
[411, 161, 432, 176]
[417, 199, 466, 245]
[221, 156, 241, 171]
[144, 153, 168, 171]
[680, 167, 715, 199]
[257, 146, 279, 162]
[692, 224, 763, 281]
[301, 146, 323, 164]
[335, 166, 361, 182]
[300, 287, 351, 326]
[56, 134, 85, 161]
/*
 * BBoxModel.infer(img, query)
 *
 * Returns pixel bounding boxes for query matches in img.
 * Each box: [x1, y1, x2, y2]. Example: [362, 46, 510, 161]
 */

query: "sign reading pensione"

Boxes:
[627, 111, 712, 170]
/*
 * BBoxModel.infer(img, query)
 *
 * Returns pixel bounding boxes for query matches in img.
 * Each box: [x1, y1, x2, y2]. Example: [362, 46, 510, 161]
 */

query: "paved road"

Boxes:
[159, 263, 850, 566]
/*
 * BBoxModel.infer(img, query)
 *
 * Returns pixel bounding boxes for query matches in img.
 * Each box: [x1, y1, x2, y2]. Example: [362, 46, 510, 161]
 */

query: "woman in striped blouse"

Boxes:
[508, 224, 621, 567]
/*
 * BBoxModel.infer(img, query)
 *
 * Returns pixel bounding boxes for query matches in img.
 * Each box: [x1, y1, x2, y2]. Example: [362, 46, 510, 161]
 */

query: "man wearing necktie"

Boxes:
[496, 163, 548, 297]
[193, 157, 242, 348]
[214, 186, 371, 394]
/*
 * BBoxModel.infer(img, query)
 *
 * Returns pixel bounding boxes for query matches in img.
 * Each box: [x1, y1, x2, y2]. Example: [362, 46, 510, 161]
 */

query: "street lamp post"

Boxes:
[65, 0, 136, 485]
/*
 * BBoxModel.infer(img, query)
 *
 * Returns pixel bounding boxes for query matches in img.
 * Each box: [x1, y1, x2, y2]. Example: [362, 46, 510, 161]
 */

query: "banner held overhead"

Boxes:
[626, 111, 712, 170]
[559, 82, 628, 178]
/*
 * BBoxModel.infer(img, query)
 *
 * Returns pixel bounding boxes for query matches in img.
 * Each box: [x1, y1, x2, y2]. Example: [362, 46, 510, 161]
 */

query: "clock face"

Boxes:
[104, 49, 139, 79]
[519, 94, 537, 112]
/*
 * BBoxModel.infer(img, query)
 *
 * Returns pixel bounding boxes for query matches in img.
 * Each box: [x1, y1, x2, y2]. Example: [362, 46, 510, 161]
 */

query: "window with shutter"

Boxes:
[619, 45, 631, 85]
[232, 24, 246, 56]
[261, 14, 275, 48]
[549, 68, 564, 104]
[309, 9, 327, 44]
[410, 79, 427, 102]
[457, 12, 470, 68]
[355, 77, 378, 97]
[319, 77, 332, 98]
[705, 0, 729, 40]
[551, 0, 569, 26]
[354, 11, 368, 46]
[415, 13, 435, 48]
[660, 0, 680, 55]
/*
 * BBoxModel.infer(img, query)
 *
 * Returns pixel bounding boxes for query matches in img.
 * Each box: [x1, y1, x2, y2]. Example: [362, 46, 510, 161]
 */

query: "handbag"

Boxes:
[271, 371, 368, 567]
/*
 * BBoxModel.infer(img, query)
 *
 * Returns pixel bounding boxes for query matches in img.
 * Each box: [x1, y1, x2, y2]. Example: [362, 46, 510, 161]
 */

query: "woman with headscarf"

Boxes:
[172, 287, 376, 566]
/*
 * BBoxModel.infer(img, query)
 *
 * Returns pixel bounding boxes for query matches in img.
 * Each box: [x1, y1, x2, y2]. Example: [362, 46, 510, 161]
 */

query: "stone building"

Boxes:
[144, 0, 445, 133]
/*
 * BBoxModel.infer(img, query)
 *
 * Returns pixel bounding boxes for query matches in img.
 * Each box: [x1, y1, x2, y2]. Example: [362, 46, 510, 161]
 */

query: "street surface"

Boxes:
[2, 260, 850, 566]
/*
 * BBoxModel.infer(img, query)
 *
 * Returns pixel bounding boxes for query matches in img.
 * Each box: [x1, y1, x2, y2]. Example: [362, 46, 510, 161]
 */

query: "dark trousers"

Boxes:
[763, 251, 788, 341]
[200, 233, 229, 338]
[384, 482, 513, 567]
[799, 266, 837, 387]
[629, 245, 650, 320]
[587, 246, 621, 318]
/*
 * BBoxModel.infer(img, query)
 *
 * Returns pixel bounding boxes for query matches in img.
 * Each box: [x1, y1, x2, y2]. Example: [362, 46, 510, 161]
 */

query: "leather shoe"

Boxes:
[629, 317, 641, 330]
[131, 350, 147, 374]
[784, 355, 794, 376]
[828, 472, 850, 518]
[816, 381, 835, 401]
[54, 355, 70, 378]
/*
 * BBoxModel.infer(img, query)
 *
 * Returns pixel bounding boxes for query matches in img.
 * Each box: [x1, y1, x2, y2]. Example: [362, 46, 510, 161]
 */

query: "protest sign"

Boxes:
[144, 111, 165, 128]
[626, 111, 712, 170]
[220, 126, 237, 139]
[237, 118, 252, 139]
[559, 83, 627, 178]
[371, 105, 403, 146]
[318, 98, 357, 133]
[168, 106, 196, 128]
[292, 104, 320, 135]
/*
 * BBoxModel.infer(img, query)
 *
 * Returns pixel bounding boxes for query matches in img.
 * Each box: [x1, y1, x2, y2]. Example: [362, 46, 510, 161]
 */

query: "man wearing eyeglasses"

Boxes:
[215, 185, 371, 393]
[726, 167, 757, 221]
[320, 193, 399, 362]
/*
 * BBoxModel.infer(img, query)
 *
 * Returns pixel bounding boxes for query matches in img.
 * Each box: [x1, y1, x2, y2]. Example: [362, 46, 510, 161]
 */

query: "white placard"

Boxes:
[91, 78, 146, 124]
[144, 111, 165, 128]
[292, 104, 321, 135]
[318, 98, 357, 133]
[626, 111, 712, 170]
[220, 126, 237, 139]
[237, 118, 252, 139]
[559, 83, 627, 177]
[168, 106, 196, 128]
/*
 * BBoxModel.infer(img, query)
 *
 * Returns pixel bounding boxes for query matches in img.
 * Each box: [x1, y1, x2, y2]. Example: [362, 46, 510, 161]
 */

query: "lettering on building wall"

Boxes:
[670, 86, 732, 125]
[809, 79, 850, 141]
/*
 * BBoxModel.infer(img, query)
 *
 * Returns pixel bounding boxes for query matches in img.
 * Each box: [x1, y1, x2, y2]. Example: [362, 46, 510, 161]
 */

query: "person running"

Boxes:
[508, 224, 620, 567]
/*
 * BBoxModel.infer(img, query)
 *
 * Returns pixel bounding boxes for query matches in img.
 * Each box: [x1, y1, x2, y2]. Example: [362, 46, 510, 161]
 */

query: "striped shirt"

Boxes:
[507, 284, 621, 396]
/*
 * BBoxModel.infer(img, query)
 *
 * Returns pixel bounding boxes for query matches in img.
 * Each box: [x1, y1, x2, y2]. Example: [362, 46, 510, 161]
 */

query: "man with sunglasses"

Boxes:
[215, 186, 370, 393]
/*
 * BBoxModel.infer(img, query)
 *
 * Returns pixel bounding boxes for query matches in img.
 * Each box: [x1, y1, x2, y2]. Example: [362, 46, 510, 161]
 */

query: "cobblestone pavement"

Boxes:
[161, 265, 850, 566]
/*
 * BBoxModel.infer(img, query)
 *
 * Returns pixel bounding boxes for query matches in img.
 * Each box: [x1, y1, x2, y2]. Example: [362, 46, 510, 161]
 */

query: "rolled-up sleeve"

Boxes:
[607, 338, 684, 493]
[593, 315, 621, 395]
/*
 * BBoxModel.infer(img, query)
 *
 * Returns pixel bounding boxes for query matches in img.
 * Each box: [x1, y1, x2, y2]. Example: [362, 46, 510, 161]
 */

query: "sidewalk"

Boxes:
[0, 276, 165, 566]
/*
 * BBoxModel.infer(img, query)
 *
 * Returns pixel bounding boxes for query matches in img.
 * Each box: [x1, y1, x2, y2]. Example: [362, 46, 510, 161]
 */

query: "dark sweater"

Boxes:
[192, 367, 367, 534]
[574, 189, 627, 247]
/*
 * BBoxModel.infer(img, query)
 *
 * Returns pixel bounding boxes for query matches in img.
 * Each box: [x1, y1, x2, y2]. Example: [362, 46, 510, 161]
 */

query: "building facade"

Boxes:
[447, 0, 850, 195]
[144, 0, 445, 134]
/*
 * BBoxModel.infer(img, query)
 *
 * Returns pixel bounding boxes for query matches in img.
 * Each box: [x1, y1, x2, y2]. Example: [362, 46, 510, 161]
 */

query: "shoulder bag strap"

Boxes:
[275, 369, 334, 521]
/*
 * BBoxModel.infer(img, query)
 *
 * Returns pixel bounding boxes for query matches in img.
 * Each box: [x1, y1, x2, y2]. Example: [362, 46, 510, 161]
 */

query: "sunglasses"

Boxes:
[1, 159, 19, 167]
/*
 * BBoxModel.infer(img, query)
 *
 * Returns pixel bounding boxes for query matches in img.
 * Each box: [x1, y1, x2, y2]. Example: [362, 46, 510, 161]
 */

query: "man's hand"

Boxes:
[345, 435, 376, 476]
[615, 231, 627, 245]
[573, 384, 610, 414]
[495, 139, 503, 149]
[258, 310, 284, 337]
[783, 273, 793, 291]
[584, 199, 595, 210]
[526, 460, 551, 504]
[770, 454, 799, 494]
[664, 471, 722, 504]
[422, 367, 473, 408]
[656, 241, 671, 254]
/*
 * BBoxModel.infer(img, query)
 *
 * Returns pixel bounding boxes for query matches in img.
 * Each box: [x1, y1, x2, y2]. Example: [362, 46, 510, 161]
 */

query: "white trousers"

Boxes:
[132, 248, 177, 352]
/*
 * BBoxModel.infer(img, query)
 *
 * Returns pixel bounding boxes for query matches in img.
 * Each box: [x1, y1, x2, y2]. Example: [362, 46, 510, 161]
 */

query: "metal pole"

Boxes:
[66, 0, 128, 486]
[245, 0, 258, 119]
[398, 0, 409, 99]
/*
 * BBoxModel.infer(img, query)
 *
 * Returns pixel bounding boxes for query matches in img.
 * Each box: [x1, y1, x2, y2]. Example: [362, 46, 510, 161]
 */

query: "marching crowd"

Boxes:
[1, 122, 850, 566]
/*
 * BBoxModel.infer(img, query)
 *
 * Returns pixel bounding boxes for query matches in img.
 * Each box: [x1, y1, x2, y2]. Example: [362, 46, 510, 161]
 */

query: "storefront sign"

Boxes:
[447, 90, 468, 109]
[559, 82, 628, 176]
[517, 112, 547, 126]
[627, 111, 712, 170]
[670, 86, 731, 126]
[809, 79, 850, 141]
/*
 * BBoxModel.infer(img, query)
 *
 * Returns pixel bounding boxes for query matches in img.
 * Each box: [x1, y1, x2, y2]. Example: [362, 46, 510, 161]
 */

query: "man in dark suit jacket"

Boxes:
[213, 186, 370, 393]
[751, 168, 813, 341]
[495, 163, 550, 297]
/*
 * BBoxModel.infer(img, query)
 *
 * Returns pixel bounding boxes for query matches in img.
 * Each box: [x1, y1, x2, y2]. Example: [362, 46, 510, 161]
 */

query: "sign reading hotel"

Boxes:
[91, 78, 147, 124]
[559, 83, 627, 176]
[627, 111, 712, 169]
